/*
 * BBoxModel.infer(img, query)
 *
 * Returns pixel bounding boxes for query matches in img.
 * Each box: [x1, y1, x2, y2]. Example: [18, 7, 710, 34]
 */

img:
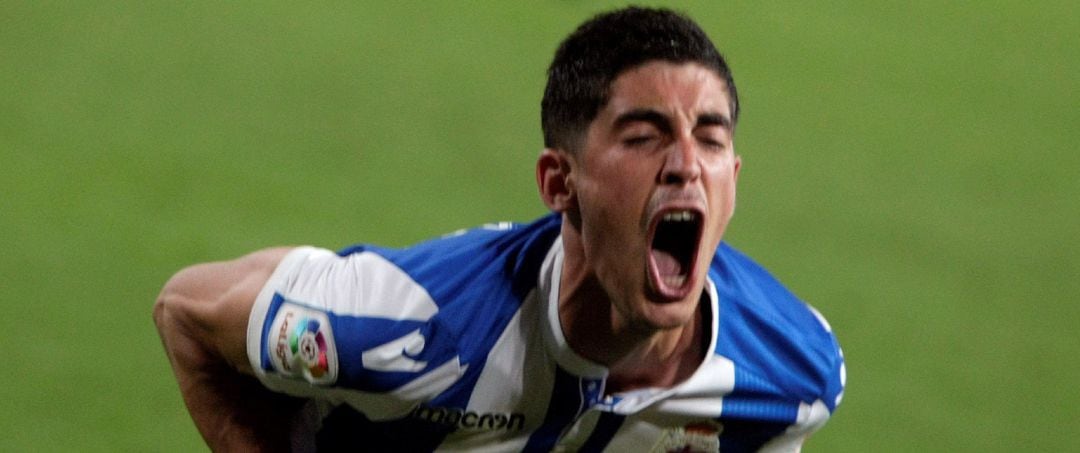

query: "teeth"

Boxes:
[662, 210, 696, 222]
[664, 275, 687, 288]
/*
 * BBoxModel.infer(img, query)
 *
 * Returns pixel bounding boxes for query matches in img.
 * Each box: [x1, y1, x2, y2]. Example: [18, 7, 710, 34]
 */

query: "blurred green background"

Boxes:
[3, 1, 1077, 451]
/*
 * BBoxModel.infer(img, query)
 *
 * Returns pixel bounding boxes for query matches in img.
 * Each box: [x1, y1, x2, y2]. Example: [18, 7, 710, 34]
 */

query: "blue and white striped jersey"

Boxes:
[247, 214, 845, 452]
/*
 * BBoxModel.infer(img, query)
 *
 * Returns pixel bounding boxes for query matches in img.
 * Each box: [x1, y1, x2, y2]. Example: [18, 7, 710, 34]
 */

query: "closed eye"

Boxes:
[697, 136, 726, 150]
[695, 125, 729, 151]
[624, 135, 657, 147]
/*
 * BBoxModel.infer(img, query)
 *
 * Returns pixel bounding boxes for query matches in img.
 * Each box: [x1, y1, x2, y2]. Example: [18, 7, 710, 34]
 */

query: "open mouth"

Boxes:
[648, 209, 703, 299]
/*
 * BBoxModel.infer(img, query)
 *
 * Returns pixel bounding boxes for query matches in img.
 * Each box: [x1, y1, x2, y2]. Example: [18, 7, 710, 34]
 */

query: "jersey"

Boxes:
[246, 214, 845, 452]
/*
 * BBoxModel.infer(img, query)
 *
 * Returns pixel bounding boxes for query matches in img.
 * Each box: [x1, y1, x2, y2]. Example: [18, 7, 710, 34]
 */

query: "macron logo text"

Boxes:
[410, 405, 525, 432]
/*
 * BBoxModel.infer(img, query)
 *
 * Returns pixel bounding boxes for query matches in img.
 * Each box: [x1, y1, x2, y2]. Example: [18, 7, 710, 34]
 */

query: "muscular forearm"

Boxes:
[154, 249, 300, 451]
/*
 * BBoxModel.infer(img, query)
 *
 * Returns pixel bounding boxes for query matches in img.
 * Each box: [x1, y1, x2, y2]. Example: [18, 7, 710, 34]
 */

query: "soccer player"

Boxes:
[155, 7, 844, 452]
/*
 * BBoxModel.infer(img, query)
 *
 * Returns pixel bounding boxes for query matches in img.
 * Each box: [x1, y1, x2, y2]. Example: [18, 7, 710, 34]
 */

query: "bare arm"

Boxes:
[154, 247, 303, 452]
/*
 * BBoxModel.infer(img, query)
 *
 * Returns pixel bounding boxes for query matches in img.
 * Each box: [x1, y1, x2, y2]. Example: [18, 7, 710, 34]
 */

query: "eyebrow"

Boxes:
[612, 109, 732, 132]
[697, 112, 733, 130]
[613, 109, 671, 133]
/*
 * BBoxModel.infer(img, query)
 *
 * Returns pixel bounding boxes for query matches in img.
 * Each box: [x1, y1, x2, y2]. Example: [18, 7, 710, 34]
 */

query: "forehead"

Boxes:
[603, 61, 732, 120]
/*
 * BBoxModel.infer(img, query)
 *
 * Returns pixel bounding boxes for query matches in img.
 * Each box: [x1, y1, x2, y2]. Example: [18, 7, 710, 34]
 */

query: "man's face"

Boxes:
[567, 61, 740, 331]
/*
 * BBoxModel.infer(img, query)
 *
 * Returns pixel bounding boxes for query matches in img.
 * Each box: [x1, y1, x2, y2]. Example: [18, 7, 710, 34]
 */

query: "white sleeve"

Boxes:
[246, 247, 342, 393]
[244, 246, 467, 419]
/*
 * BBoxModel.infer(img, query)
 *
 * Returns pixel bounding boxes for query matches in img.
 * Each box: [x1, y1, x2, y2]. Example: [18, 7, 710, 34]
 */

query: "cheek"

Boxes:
[704, 162, 739, 219]
[577, 169, 651, 261]
[581, 164, 648, 212]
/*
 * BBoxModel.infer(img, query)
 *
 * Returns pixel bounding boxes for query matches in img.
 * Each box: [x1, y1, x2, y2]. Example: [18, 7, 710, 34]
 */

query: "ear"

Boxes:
[733, 153, 742, 182]
[536, 148, 576, 212]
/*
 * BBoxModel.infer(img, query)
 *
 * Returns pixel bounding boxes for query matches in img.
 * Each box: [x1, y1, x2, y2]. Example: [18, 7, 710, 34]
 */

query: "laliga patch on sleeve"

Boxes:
[262, 294, 339, 385]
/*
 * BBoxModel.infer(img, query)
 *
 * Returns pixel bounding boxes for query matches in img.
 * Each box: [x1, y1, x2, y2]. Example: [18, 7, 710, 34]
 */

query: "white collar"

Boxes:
[538, 236, 609, 379]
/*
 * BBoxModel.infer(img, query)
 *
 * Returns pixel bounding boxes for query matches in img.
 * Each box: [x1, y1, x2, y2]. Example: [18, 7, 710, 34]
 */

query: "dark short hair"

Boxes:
[541, 7, 739, 152]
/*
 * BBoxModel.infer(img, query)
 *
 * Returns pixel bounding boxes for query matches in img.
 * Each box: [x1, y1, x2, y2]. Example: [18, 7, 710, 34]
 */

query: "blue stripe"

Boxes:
[711, 242, 844, 409]
[258, 293, 287, 371]
[722, 367, 801, 423]
[329, 315, 458, 392]
[578, 411, 625, 452]
[716, 366, 802, 452]
[522, 367, 596, 452]
[720, 395, 799, 424]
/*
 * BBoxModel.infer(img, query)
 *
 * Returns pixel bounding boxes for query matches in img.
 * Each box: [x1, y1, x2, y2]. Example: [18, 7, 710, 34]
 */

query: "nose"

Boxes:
[660, 136, 701, 185]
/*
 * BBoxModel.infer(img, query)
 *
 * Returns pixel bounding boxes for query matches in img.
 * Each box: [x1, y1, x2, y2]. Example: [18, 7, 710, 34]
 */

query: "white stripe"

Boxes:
[759, 399, 832, 452]
[442, 291, 552, 451]
[280, 248, 439, 320]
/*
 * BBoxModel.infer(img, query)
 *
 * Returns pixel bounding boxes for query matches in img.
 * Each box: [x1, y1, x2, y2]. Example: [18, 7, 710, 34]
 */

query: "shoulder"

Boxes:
[708, 243, 845, 412]
[337, 214, 563, 303]
[246, 216, 563, 406]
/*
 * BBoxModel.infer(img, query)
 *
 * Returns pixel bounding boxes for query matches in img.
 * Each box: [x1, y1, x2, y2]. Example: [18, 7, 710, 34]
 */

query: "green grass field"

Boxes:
[3, 1, 1077, 451]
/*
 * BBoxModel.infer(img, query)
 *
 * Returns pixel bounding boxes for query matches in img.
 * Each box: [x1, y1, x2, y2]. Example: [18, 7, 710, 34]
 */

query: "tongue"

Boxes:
[651, 249, 684, 277]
